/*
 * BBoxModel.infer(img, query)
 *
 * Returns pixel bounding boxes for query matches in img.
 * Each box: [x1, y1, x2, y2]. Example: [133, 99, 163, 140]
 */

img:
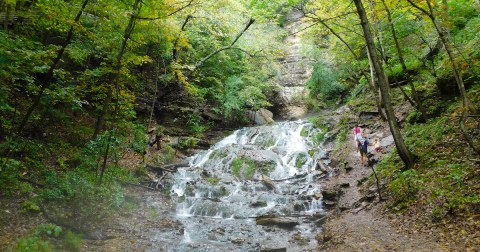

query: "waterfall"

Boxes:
[165, 119, 330, 251]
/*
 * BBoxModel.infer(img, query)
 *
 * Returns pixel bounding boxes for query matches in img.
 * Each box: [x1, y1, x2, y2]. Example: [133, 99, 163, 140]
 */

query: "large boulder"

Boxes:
[248, 108, 275, 125]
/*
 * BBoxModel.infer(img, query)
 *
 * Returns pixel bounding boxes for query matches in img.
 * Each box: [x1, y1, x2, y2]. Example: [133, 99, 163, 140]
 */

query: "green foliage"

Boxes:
[332, 127, 349, 157]
[308, 118, 330, 145]
[206, 177, 221, 185]
[388, 169, 421, 208]
[15, 223, 83, 252]
[300, 127, 308, 137]
[231, 158, 243, 177]
[187, 114, 208, 137]
[306, 62, 345, 101]
[222, 75, 271, 122]
[156, 144, 176, 165]
[15, 223, 62, 252]
[62, 231, 83, 252]
[230, 157, 270, 179]
[22, 200, 41, 213]
[295, 153, 307, 169]
[15, 236, 52, 252]
[127, 123, 148, 154]
[0, 158, 30, 197]
[346, 80, 367, 103]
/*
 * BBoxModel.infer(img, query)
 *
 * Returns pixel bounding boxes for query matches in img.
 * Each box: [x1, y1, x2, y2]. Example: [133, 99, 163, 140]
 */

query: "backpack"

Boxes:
[359, 139, 368, 152]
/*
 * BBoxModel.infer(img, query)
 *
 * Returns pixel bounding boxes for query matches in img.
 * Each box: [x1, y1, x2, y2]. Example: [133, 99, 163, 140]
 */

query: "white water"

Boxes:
[164, 120, 333, 251]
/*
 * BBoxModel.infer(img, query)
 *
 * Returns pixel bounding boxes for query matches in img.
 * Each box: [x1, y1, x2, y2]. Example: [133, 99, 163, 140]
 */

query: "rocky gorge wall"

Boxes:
[269, 9, 314, 120]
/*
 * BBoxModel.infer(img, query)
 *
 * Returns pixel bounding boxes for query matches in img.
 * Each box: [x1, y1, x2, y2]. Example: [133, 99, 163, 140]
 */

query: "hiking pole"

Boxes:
[369, 161, 383, 201]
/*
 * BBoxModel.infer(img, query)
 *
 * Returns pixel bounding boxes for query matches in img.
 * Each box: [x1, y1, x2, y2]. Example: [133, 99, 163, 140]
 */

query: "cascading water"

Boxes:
[162, 120, 331, 251]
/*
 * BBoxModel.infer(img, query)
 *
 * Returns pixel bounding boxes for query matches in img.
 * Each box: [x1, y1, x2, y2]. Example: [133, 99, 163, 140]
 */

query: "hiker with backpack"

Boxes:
[357, 134, 369, 166]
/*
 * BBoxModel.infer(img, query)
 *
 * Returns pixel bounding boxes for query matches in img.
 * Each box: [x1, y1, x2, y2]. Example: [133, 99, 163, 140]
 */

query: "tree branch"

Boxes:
[134, 0, 195, 20]
[173, 15, 193, 60]
[194, 18, 255, 69]
[405, 0, 432, 18]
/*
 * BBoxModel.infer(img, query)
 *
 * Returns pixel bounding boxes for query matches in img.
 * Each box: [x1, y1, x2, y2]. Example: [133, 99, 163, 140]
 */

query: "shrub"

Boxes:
[389, 169, 421, 208]
[306, 62, 346, 101]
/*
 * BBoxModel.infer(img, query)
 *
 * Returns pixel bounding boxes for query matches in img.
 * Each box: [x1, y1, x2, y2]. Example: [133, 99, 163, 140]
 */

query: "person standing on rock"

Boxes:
[353, 124, 362, 152]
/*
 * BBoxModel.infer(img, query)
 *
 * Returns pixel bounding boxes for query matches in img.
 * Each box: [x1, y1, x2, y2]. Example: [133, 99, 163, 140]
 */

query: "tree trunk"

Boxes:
[3, 4, 10, 30]
[353, 0, 414, 169]
[97, 0, 143, 184]
[381, 0, 427, 122]
[366, 47, 387, 121]
[316, 19, 386, 121]
[17, 0, 91, 134]
[92, 0, 142, 140]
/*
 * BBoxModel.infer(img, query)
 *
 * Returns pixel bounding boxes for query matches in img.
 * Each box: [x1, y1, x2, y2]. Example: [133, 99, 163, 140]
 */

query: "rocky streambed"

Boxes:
[84, 118, 342, 251]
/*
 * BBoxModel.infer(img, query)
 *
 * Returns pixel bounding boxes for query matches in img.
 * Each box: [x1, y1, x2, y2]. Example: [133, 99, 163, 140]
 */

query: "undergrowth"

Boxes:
[372, 83, 480, 249]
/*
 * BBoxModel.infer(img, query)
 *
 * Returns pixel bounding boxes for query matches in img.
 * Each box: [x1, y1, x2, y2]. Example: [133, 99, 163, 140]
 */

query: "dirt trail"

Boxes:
[317, 121, 446, 251]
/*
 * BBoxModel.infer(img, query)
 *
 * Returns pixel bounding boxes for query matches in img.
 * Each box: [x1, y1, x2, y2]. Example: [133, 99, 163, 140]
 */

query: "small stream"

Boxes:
[156, 120, 332, 251]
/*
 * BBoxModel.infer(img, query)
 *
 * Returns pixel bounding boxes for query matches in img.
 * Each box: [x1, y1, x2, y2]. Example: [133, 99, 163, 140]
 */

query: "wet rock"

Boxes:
[313, 192, 322, 200]
[365, 193, 376, 202]
[368, 157, 379, 166]
[201, 169, 211, 177]
[321, 188, 339, 201]
[208, 233, 217, 241]
[323, 200, 336, 209]
[256, 215, 299, 228]
[345, 166, 353, 173]
[359, 111, 379, 120]
[338, 203, 351, 211]
[230, 237, 245, 244]
[86, 230, 107, 240]
[319, 150, 329, 160]
[291, 233, 309, 245]
[381, 135, 394, 147]
[248, 108, 275, 125]
[262, 174, 276, 190]
[315, 216, 328, 227]
[293, 202, 306, 211]
[264, 227, 274, 232]
[261, 247, 287, 252]
[251, 201, 268, 208]
[214, 227, 225, 235]
[340, 182, 350, 188]
[281, 106, 308, 120]
[357, 177, 368, 186]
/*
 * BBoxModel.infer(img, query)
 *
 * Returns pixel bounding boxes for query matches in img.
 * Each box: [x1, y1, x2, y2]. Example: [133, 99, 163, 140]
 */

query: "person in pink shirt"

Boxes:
[353, 124, 362, 152]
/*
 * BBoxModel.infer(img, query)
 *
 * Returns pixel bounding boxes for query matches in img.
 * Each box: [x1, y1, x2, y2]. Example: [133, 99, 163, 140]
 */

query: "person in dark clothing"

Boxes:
[358, 137, 369, 166]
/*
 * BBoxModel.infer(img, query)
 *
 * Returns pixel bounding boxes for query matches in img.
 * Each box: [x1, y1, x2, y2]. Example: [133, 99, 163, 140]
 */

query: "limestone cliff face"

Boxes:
[270, 10, 313, 120]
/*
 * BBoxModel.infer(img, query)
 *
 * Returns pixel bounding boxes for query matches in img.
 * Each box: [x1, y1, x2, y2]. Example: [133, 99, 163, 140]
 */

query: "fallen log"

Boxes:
[146, 162, 189, 173]
[116, 178, 158, 191]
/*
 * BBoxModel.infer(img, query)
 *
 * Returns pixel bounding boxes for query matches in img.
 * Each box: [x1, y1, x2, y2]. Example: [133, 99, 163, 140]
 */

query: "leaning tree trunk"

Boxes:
[17, 0, 91, 134]
[353, 0, 414, 169]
